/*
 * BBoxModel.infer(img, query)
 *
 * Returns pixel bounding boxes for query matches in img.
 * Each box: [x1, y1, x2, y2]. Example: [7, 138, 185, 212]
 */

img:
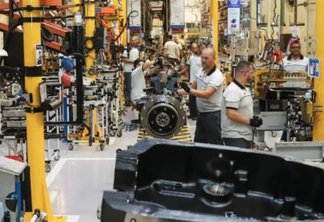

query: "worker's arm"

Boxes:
[177, 80, 196, 96]
[178, 44, 183, 57]
[121, 50, 134, 63]
[163, 48, 168, 58]
[142, 60, 154, 70]
[146, 67, 159, 76]
[226, 109, 250, 125]
[189, 80, 216, 99]
[163, 43, 168, 58]
[190, 75, 224, 99]
[179, 64, 189, 75]
[223, 89, 251, 125]
[121, 57, 134, 63]
[175, 49, 179, 59]
[190, 86, 216, 99]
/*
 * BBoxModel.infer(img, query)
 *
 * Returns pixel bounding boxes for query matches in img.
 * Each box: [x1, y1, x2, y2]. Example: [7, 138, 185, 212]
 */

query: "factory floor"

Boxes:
[44, 107, 196, 222]
[0, 107, 281, 222]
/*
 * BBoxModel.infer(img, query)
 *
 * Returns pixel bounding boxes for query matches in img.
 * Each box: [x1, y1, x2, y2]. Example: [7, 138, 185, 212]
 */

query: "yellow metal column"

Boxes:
[85, 1, 96, 78]
[121, 0, 127, 46]
[211, 0, 218, 65]
[313, 0, 324, 140]
[81, 1, 103, 140]
[72, 0, 80, 20]
[23, 0, 65, 221]
[118, 0, 127, 109]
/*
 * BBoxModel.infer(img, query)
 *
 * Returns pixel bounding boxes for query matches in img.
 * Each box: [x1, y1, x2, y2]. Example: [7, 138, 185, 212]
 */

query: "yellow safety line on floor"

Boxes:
[137, 125, 192, 142]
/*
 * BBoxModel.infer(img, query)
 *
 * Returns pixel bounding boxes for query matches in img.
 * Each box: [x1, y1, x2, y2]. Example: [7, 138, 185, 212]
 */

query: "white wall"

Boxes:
[184, 0, 202, 24]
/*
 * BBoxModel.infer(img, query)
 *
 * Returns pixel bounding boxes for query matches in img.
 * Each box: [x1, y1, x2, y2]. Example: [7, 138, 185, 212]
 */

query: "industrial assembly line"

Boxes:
[0, 0, 324, 221]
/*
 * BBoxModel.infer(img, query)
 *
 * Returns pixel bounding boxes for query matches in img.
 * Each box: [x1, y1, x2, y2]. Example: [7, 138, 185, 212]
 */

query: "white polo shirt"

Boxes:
[282, 56, 308, 72]
[164, 41, 179, 59]
[131, 66, 146, 101]
[221, 80, 254, 141]
[193, 66, 224, 113]
[187, 55, 202, 83]
[176, 42, 182, 50]
[121, 47, 139, 73]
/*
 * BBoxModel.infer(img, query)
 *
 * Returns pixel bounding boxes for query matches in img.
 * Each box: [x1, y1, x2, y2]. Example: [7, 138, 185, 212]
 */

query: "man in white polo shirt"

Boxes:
[178, 48, 224, 145]
[121, 36, 139, 106]
[131, 59, 157, 101]
[164, 35, 180, 64]
[222, 61, 263, 149]
[282, 39, 308, 72]
[179, 42, 202, 120]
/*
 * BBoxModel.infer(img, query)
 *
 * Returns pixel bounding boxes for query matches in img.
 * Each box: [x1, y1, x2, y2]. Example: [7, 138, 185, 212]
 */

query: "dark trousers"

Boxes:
[189, 94, 198, 117]
[124, 72, 131, 103]
[223, 138, 252, 149]
[194, 111, 222, 145]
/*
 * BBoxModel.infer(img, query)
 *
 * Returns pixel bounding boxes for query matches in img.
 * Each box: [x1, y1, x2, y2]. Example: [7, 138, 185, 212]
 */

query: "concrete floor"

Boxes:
[0, 106, 283, 222]
[41, 108, 197, 222]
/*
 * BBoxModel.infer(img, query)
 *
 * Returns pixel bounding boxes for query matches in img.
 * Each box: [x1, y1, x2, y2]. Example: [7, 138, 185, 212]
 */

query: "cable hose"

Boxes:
[0, 21, 22, 65]
[271, 0, 277, 41]
[110, 10, 139, 43]
[41, 24, 55, 42]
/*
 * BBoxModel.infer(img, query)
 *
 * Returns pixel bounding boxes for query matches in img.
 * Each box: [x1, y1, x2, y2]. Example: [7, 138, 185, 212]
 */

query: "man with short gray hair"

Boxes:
[178, 48, 224, 145]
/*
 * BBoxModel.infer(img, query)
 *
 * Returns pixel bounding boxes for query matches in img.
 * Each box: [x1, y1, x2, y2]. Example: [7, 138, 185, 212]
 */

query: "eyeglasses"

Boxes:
[241, 70, 253, 74]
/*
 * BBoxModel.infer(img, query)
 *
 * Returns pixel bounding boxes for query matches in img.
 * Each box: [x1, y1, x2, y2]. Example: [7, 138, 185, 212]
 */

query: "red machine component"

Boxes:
[61, 72, 73, 87]
[44, 20, 72, 38]
[40, 0, 62, 6]
[96, 5, 116, 17]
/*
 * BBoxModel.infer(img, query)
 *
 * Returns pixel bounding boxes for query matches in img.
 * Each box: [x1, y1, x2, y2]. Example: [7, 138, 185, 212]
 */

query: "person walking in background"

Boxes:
[121, 36, 139, 106]
[179, 42, 202, 120]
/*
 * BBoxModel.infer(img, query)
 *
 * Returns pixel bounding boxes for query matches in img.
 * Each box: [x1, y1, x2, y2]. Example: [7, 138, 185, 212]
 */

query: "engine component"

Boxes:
[283, 90, 322, 142]
[140, 95, 186, 139]
[101, 139, 324, 221]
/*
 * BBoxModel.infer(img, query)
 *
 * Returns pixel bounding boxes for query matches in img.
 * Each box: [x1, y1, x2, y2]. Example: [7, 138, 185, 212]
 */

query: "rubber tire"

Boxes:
[68, 144, 74, 151]
[117, 131, 122, 137]
[54, 152, 60, 161]
[100, 143, 104, 151]
[45, 164, 51, 173]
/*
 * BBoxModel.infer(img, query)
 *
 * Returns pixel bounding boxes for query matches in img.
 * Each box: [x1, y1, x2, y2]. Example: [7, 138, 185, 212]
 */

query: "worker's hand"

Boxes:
[148, 67, 158, 75]
[249, 116, 263, 127]
[179, 82, 191, 94]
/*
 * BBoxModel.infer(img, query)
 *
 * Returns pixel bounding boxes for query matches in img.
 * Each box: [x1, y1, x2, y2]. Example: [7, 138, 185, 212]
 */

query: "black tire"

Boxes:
[100, 143, 104, 151]
[68, 144, 74, 151]
[116, 148, 122, 153]
[117, 131, 122, 137]
[54, 152, 60, 161]
[45, 164, 51, 173]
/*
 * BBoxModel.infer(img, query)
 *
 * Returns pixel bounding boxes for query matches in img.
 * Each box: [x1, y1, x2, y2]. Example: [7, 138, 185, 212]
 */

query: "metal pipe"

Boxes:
[294, 0, 297, 25]
[73, 25, 85, 123]
[121, 0, 127, 45]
